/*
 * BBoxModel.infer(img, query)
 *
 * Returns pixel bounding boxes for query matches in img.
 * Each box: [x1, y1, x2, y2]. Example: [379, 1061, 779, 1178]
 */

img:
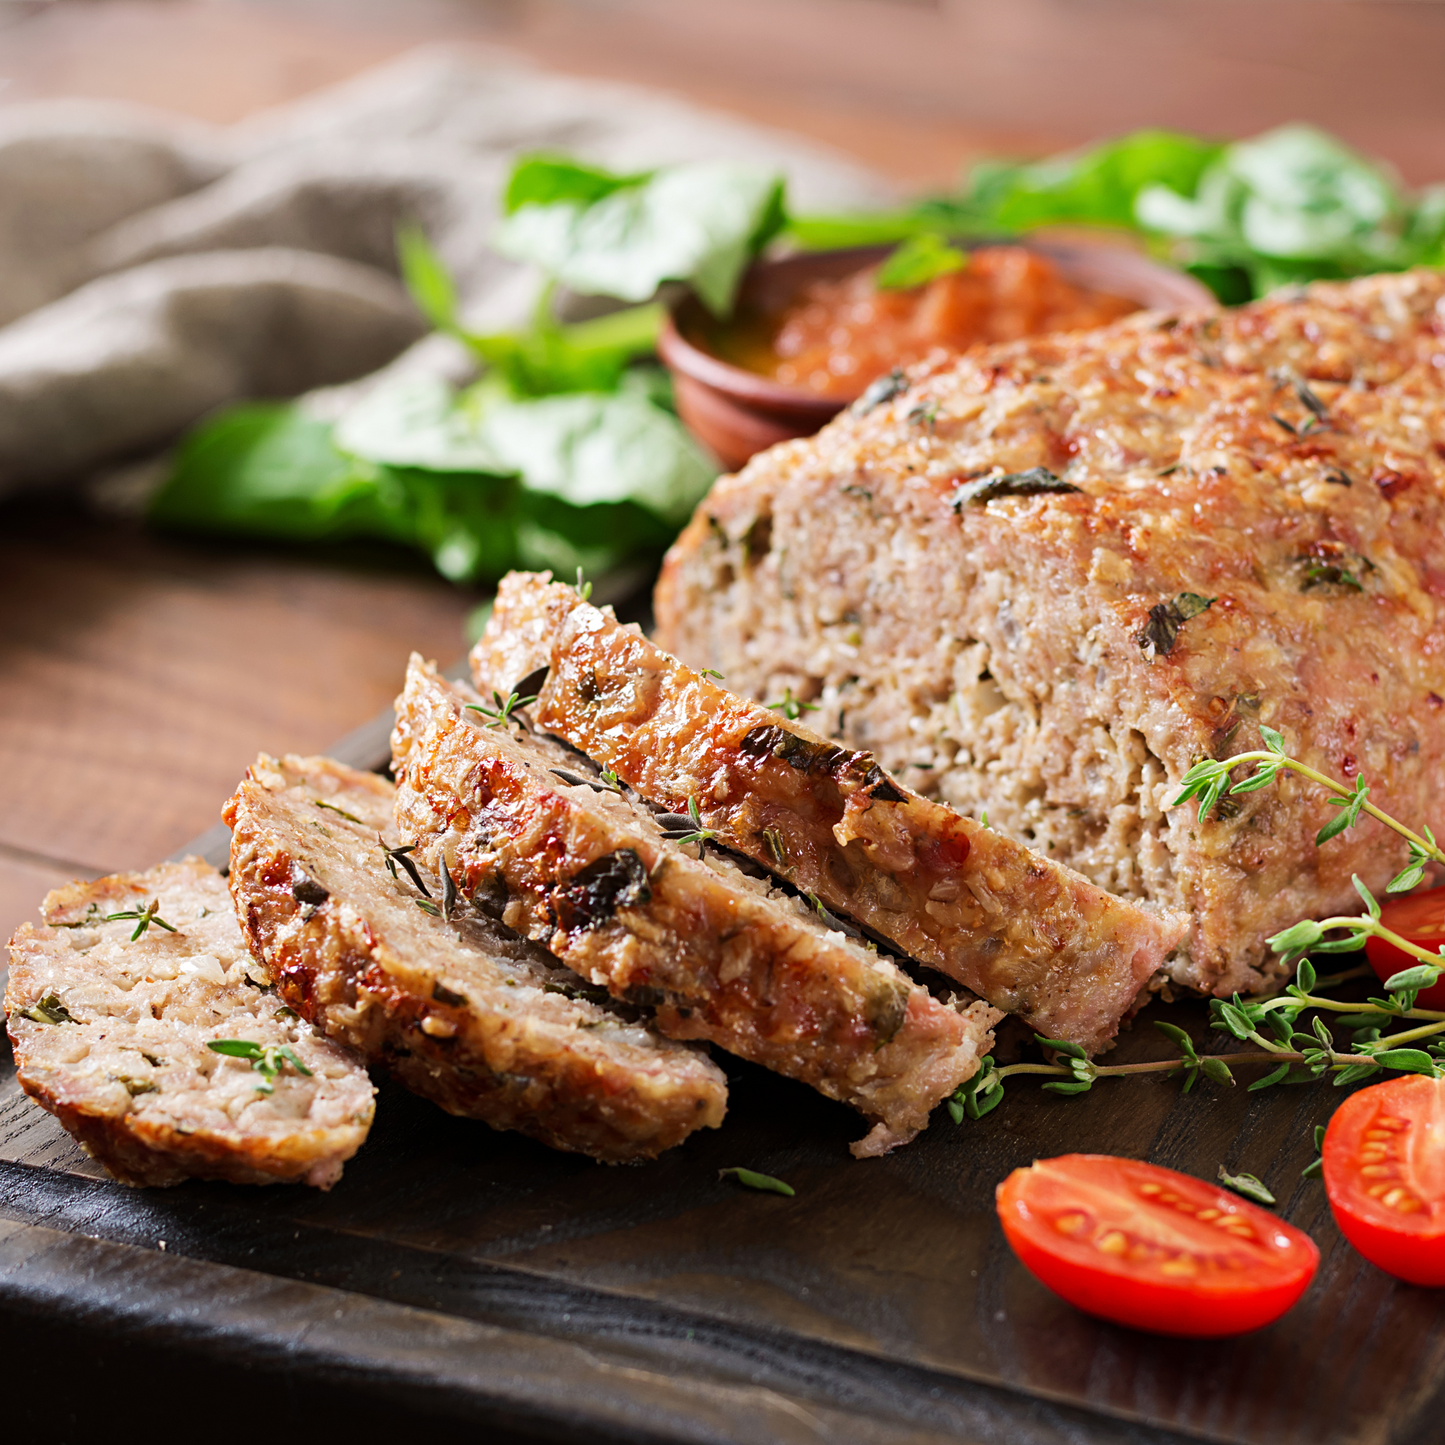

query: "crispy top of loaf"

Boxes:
[476, 572, 1183, 1052]
[393, 656, 999, 1156]
[654, 270, 1445, 997]
[5, 859, 375, 1188]
[224, 754, 727, 1163]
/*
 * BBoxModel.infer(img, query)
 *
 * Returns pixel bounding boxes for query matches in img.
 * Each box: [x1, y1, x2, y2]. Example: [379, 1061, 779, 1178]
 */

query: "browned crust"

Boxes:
[392, 658, 999, 1155]
[5, 860, 374, 1189]
[475, 573, 1183, 1053]
[652, 271, 1445, 1001]
[223, 754, 727, 1163]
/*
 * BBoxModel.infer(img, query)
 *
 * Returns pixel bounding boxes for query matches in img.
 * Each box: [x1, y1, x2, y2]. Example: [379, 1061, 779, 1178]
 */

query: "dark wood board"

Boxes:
[3, 697, 1443, 1444]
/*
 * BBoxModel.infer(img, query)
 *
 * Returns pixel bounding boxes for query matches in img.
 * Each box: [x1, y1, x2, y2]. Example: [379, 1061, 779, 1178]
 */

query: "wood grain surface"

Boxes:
[0, 500, 472, 948]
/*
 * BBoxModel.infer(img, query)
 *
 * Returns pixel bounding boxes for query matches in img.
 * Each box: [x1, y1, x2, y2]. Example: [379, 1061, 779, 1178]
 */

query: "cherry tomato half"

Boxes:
[1323, 1074, 1445, 1286]
[1365, 886, 1445, 1009]
[996, 1154, 1319, 1336]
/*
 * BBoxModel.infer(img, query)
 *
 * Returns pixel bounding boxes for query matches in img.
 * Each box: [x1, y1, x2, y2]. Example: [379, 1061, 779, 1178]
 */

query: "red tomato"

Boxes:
[996, 1154, 1319, 1336]
[1323, 1074, 1445, 1286]
[1365, 887, 1445, 1009]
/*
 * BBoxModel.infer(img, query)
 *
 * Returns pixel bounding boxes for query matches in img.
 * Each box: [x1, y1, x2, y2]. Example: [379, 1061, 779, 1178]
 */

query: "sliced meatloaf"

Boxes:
[656, 269, 1445, 999]
[474, 572, 1184, 1053]
[5, 859, 374, 1188]
[391, 656, 1000, 1156]
[224, 753, 726, 1163]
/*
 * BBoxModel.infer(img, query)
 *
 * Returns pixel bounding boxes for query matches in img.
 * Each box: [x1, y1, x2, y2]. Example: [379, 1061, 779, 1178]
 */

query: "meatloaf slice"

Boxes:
[391, 656, 1000, 1157]
[474, 572, 1184, 1053]
[224, 753, 726, 1163]
[5, 859, 375, 1188]
[656, 270, 1445, 1000]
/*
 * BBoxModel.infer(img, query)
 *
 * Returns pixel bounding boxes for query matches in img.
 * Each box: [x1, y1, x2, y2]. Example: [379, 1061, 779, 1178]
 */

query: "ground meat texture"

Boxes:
[4, 859, 375, 1188]
[475, 573, 1184, 1053]
[224, 754, 727, 1164]
[391, 656, 1000, 1157]
[654, 269, 1445, 1000]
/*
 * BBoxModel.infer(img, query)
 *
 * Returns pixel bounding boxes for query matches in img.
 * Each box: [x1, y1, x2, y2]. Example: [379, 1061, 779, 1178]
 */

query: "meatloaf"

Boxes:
[656, 269, 1445, 998]
[5, 859, 375, 1188]
[475, 571, 1184, 1052]
[391, 655, 1000, 1156]
[225, 753, 726, 1163]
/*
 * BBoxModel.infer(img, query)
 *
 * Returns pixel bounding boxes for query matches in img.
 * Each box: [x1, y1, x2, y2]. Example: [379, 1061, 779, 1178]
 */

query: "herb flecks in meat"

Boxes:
[1137, 592, 1216, 659]
[854, 368, 907, 414]
[555, 850, 652, 930]
[950, 468, 1083, 507]
[313, 799, 365, 824]
[1303, 562, 1364, 593]
[16, 992, 77, 1025]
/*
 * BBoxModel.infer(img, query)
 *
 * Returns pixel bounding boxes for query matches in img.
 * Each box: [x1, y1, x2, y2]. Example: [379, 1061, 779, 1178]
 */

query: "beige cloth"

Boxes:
[0, 46, 887, 495]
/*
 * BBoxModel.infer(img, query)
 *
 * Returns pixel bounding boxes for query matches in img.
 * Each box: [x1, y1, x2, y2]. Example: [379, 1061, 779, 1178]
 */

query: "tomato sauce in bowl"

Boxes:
[657, 238, 1216, 471]
[713, 245, 1139, 400]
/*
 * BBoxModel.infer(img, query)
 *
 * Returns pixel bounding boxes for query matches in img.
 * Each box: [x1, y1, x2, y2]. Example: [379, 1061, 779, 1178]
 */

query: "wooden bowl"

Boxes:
[658, 240, 1217, 473]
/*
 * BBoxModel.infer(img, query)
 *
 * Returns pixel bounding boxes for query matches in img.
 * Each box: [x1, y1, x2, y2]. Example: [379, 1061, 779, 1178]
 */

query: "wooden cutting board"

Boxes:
[2, 701, 1442, 1445]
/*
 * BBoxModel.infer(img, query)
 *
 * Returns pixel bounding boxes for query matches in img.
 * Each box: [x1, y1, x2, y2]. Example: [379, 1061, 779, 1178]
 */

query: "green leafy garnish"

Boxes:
[719, 1167, 795, 1197]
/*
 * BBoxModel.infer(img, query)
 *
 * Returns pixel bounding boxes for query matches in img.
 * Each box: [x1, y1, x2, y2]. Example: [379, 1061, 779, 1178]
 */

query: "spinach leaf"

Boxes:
[334, 375, 507, 474]
[1135, 124, 1439, 293]
[494, 159, 786, 316]
[149, 404, 390, 542]
[968, 129, 1223, 231]
[481, 371, 715, 524]
[504, 154, 652, 214]
[875, 231, 966, 290]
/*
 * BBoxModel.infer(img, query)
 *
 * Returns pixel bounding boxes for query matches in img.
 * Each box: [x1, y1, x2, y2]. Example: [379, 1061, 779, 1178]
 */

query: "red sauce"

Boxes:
[714, 246, 1139, 400]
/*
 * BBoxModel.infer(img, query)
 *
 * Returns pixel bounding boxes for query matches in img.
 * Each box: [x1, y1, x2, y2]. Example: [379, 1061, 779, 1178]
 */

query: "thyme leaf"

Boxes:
[314, 799, 365, 824]
[719, 1167, 795, 1197]
[1217, 1167, 1276, 1206]
[1137, 592, 1216, 659]
[381, 837, 431, 897]
[950, 467, 1082, 507]
[665, 796, 718, 855]
[854, 368, 907, 414]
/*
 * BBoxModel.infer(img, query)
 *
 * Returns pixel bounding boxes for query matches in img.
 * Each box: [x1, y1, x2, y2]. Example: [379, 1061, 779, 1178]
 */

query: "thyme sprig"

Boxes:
[767, 687, 819, 721]
[1172, 724, 1444, 887]
[381, 837, 430, 897]
[102, 898, 179, 942]
[661, 796, 717, 856]
[466, 689, 538, 728]
[207, 1039, 314, 1095]
[947, 948, 1445, 1126]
